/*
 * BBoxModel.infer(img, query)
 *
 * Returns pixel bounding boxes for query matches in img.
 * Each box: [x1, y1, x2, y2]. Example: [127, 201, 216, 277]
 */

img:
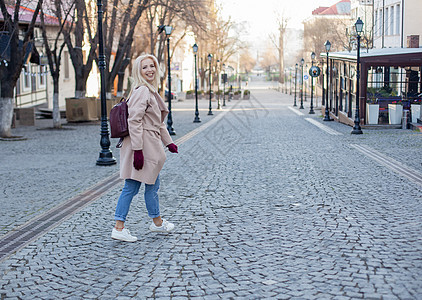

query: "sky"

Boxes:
[216, 0, 338, 48]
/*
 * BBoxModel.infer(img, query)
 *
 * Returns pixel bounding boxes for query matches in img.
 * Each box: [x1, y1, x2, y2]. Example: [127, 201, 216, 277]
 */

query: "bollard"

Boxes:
[402, 110, 410, 129]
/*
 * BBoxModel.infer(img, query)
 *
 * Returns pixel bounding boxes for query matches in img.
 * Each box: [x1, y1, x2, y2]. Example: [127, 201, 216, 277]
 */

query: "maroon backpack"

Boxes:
[109, 98, 129, 148]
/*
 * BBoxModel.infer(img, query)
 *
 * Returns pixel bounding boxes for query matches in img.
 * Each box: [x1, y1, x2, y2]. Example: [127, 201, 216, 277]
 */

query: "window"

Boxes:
[395, 5, 400, 35]
[31, 65, 36, 92]
[23, 65, 31, 90]
[39, 65, 46, 87]
[64, 51, 70, 79]
[389, 6, 394, 35]
[383, 7, 388, 35]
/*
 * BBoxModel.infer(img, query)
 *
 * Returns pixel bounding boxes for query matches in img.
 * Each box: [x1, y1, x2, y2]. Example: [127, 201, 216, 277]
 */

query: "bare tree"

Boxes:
[39, 0, 75, 128]
[100, 0, 149, 98]
[0, 0, 43, 137]
[144, 0, 209, 94]
[304, 17, 351, 62]
[239, 49, 255, 74]
[194, 3, 245, 90]
[270, 13, 288, 83]
[260, 43, 278, 73]
[62, 0, 97, 98]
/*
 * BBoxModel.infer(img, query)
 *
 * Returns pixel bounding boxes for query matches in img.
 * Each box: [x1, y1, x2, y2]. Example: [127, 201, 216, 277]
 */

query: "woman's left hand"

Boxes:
[167, 143, 178, 153]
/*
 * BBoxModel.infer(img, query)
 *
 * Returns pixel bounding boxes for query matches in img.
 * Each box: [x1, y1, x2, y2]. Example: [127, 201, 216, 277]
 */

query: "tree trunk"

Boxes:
[74, 74, 87, 98]
[52, 79, 61, 128]
[0, 97, 14, 137]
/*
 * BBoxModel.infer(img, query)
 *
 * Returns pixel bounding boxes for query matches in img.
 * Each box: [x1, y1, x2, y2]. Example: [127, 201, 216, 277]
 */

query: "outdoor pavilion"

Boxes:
[320, 48, 422, 126]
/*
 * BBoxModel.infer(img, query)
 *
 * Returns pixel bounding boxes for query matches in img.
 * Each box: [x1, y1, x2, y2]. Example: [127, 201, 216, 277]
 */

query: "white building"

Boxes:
[373, 0, 422, 48]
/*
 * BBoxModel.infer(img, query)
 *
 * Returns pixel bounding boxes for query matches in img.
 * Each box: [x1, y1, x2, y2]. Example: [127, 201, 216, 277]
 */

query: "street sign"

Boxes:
[309, 66, 321, 77]
[303, 75, 309, 80]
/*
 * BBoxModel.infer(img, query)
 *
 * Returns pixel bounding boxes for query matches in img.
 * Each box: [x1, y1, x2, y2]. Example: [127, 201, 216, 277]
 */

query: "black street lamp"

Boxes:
[323, 40, 333, 121]
[217, 59, 221, 109]
[222, 64, 226, 107]
[294, 63, 298, 106]
[304, 64, 308, 102]
[207, 54, 213, 115]
[309, 52, 316, 114]
[96, 0, 116, 166]
[351, 17, 364, 134]
[164, 25, 176, 135]
[289, 67, 292, 95]
[193, 43, 201, 123]
[300, 58, 304, 109]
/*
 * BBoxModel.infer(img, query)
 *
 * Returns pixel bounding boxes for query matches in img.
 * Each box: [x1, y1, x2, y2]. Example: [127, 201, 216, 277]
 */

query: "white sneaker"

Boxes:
[111, 228, 137, 242]
[149, 219, 175, 232]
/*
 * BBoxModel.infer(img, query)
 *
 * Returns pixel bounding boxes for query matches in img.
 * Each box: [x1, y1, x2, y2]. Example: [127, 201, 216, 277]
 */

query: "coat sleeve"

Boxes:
[159, 122, 173, 147]
[128, 87, 149, 150]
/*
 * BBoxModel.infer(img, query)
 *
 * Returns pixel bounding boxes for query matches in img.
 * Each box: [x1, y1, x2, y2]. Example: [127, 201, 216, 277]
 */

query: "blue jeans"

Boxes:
[114, 175, 160, 221]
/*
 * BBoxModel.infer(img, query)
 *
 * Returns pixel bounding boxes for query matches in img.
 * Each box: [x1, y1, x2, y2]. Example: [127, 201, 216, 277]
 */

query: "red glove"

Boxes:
[167, 143, 178, 153]
[133, 150, 144, 170]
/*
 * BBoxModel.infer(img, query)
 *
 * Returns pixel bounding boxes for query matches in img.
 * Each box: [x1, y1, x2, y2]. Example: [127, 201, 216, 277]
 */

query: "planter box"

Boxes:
[65, 97, 98, 122]
[96, 97, 121, 119]
[411, 104, 420, 123]
[388, 104, 403, 125]
[14, 107, 35, 126]
[366, 103, 379, 125]
[243, 94, 250, 100]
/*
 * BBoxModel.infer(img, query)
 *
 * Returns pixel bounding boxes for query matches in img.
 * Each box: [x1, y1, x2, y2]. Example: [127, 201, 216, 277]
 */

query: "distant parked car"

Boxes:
[165, 89, 177, 101]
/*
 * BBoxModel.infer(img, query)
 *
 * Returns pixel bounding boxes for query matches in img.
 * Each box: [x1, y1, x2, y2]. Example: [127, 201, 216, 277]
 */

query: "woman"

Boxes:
[111, 54, 178, 242]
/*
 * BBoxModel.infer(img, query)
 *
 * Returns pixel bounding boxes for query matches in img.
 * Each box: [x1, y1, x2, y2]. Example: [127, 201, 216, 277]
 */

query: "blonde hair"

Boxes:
[127, 54, 162, 98]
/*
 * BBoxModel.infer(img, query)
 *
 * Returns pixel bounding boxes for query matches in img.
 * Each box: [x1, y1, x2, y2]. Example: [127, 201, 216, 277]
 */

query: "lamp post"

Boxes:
[217, 59, 221, 109]
[351, 18, 363, 134]
[304, 64, 308, 102]
[193, 44, 201, 123]
[165, 25, 176, 135]
[207, 54, 213, 115]
[323, 40, 332, 121]
[96, 0, 116, 166]
[300, 58, 304, 109]
[294, 63, 298, 106]
[309, 52, 316, 114]
[290, 67, 292, 95]
[222, 64, 226, 107]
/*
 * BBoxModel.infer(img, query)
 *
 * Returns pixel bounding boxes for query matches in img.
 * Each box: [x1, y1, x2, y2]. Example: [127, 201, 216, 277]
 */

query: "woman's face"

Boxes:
[141, 58, 156, 83]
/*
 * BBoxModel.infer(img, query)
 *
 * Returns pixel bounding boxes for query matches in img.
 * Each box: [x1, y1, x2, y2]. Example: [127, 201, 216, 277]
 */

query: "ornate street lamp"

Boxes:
[217, 59, 221, 109]
[294, 63, 298, 107]
[309, 52, 316, 114]
[96, 0, 116, 166]
[193, 43, 200, 123]
[352, 18, 364, 134]
[222, 63, 227, 107]
[300, 58, 305, 109]
[207, 54, 213, 115]
[323, 40, 333, 121]
[290, 67, 292, 95]
[304, 64, 308, 102]
[164, 25, 176, 135]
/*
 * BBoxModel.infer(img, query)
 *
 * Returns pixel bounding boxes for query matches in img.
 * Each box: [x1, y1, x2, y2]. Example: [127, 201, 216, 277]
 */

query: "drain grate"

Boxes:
[0, 174, 121, 262]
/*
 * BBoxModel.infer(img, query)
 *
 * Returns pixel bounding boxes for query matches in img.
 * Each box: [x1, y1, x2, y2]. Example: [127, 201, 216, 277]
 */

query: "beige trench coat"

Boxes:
[119, 86, 173, 184]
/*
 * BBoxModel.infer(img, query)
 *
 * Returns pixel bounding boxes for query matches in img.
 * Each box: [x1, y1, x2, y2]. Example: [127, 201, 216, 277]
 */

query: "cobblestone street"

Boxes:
[1, 85, 422, 299]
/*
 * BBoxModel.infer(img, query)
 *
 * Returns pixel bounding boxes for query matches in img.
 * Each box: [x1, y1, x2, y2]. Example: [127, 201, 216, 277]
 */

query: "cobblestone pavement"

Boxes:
[1, 85, 422, 299]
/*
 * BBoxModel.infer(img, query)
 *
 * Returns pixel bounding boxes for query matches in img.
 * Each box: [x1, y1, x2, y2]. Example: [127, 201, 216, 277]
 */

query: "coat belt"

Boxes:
[143, 124, 160, 134]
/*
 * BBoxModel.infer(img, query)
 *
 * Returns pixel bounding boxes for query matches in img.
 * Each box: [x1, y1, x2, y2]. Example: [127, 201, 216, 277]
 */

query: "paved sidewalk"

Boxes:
[1, 87, 421, 299]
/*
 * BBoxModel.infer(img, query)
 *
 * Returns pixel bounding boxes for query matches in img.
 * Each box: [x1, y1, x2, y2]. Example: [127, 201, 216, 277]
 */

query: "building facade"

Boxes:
[373, 0, 422, 49]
